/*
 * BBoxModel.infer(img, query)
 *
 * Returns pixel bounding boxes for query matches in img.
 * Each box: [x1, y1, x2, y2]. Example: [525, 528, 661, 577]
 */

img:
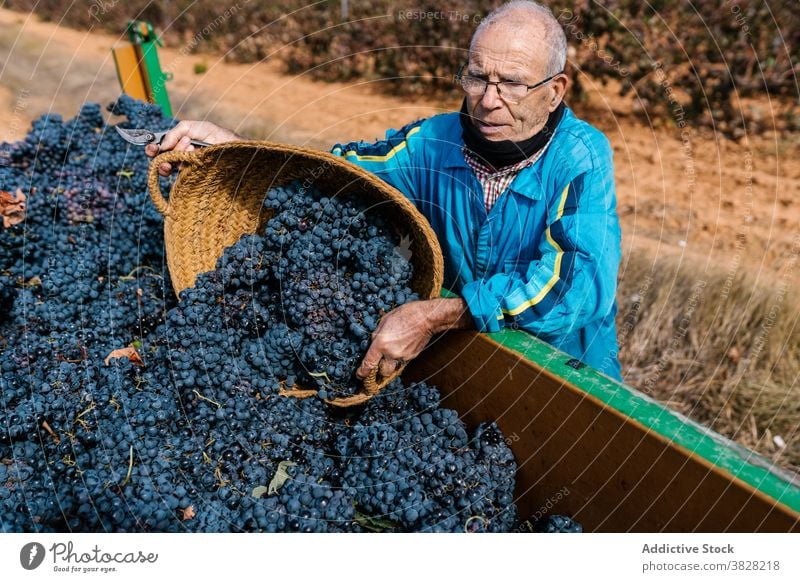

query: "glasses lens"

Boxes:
[459, 76, 528, 103]
[497, 82, 528, 103]
[460, 76, 486, 95]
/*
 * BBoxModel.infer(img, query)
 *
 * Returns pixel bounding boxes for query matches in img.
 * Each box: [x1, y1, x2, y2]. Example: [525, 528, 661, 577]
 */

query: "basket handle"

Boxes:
[146, 150, 202, 216]
[362, 362, 404, 396]
[277, 364, 404, 408]
[326, 366, 403, 407]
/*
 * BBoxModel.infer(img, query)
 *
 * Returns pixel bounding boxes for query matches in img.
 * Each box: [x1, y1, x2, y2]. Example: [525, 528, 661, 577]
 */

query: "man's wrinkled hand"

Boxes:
[356, 301, 434, 380]
[144, 120, 243, 176]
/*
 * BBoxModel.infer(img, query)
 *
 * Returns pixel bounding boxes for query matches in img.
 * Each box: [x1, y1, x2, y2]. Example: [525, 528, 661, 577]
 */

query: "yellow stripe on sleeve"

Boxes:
[342, 126, 422, 162]
[501, 183, 570, 317]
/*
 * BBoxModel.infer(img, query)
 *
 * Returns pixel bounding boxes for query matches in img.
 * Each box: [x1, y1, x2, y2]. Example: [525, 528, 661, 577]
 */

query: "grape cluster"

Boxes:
[537, 515, 583, 533]
[0, 97, 565, 534]
[259, 182, 419, 398]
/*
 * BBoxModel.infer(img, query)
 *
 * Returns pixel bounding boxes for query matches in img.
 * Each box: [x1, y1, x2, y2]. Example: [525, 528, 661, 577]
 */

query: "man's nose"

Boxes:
[480, 82, 504, 109]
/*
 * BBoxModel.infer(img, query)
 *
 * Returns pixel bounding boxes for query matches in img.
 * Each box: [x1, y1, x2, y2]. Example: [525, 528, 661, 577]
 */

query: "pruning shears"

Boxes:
[114, 126, 210, 149]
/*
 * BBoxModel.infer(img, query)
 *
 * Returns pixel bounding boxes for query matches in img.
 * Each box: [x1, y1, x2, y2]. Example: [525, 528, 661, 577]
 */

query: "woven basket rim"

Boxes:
[149, 139, 444, 297]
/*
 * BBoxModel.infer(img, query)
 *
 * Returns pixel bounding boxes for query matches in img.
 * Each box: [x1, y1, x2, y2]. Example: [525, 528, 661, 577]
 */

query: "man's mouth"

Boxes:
[475, 120, 508, 137]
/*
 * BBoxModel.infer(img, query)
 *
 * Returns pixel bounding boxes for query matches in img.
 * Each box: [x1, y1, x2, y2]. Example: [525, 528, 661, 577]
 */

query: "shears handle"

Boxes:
[153, 132, 210, 148]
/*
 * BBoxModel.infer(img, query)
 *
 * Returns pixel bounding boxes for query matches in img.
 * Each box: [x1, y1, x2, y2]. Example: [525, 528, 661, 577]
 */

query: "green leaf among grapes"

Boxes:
[267, 460, 297, 496]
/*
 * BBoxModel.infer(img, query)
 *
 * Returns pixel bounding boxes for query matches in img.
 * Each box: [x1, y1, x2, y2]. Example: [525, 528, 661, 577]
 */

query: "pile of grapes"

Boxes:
[1, 97, 581, 533]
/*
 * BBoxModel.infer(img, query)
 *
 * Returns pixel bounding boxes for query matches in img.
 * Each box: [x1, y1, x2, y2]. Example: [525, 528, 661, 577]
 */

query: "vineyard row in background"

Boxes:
[5, 0, 800, 136]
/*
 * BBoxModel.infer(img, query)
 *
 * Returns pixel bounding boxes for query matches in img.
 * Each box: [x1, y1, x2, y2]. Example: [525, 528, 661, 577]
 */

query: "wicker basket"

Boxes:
[147, 141, 444, 406]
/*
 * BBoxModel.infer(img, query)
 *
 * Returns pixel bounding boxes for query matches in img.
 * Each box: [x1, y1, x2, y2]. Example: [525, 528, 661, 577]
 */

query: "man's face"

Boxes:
[466, 23, 560, 142]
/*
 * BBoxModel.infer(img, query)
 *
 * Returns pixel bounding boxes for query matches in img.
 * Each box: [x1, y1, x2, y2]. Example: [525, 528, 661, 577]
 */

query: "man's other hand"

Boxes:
[356, 297, 473, 380]
[144, 120, 244, 176]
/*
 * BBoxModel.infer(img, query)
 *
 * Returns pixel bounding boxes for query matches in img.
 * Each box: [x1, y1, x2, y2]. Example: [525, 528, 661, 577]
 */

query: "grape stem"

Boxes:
[121, 446, 134, 487]
[193, 389, 221, 408]
[41, 420, 60, 444]
[119, 265, 159, 281]
[309, 370, 332, 383]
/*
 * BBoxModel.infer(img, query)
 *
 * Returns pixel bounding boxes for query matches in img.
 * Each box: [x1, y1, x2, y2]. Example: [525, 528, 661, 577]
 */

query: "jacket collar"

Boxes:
[443, 107, 572, 200]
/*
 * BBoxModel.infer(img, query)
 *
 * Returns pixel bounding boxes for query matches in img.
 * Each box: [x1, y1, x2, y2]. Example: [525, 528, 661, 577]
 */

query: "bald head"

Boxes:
[470, 1, 567, 77]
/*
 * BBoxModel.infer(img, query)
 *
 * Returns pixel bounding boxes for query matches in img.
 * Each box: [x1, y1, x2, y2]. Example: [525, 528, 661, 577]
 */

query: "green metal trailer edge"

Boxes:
[484, 325, 800, 513]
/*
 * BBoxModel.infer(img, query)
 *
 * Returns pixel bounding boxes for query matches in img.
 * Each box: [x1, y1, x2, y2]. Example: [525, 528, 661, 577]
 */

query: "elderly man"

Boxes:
[146, 0, 623, 382]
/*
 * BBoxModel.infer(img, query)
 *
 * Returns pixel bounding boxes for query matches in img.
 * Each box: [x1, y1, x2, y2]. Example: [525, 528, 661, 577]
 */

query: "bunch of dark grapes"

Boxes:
[0, 98, 545, 534]
[337, 382, 517, 532]
[260, 182, 418, 398]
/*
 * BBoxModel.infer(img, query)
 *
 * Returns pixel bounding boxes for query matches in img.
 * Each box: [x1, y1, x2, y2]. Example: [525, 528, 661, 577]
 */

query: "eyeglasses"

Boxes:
[455, 63, 562, 104]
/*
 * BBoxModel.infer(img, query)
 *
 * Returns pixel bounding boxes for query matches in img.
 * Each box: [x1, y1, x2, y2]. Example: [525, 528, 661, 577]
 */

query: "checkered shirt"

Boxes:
[463, 131, 557, 212]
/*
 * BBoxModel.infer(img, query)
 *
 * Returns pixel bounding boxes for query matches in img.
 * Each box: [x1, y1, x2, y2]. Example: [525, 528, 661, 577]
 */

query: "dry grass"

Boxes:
[618, 246, 800, 473]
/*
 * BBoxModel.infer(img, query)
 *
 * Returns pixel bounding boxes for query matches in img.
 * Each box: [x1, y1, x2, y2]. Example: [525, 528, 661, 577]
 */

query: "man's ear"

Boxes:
[549, 75, 569, 111]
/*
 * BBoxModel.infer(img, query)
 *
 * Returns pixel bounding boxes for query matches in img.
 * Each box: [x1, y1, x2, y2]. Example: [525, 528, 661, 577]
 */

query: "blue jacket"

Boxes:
[331, 107, 622, 381]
